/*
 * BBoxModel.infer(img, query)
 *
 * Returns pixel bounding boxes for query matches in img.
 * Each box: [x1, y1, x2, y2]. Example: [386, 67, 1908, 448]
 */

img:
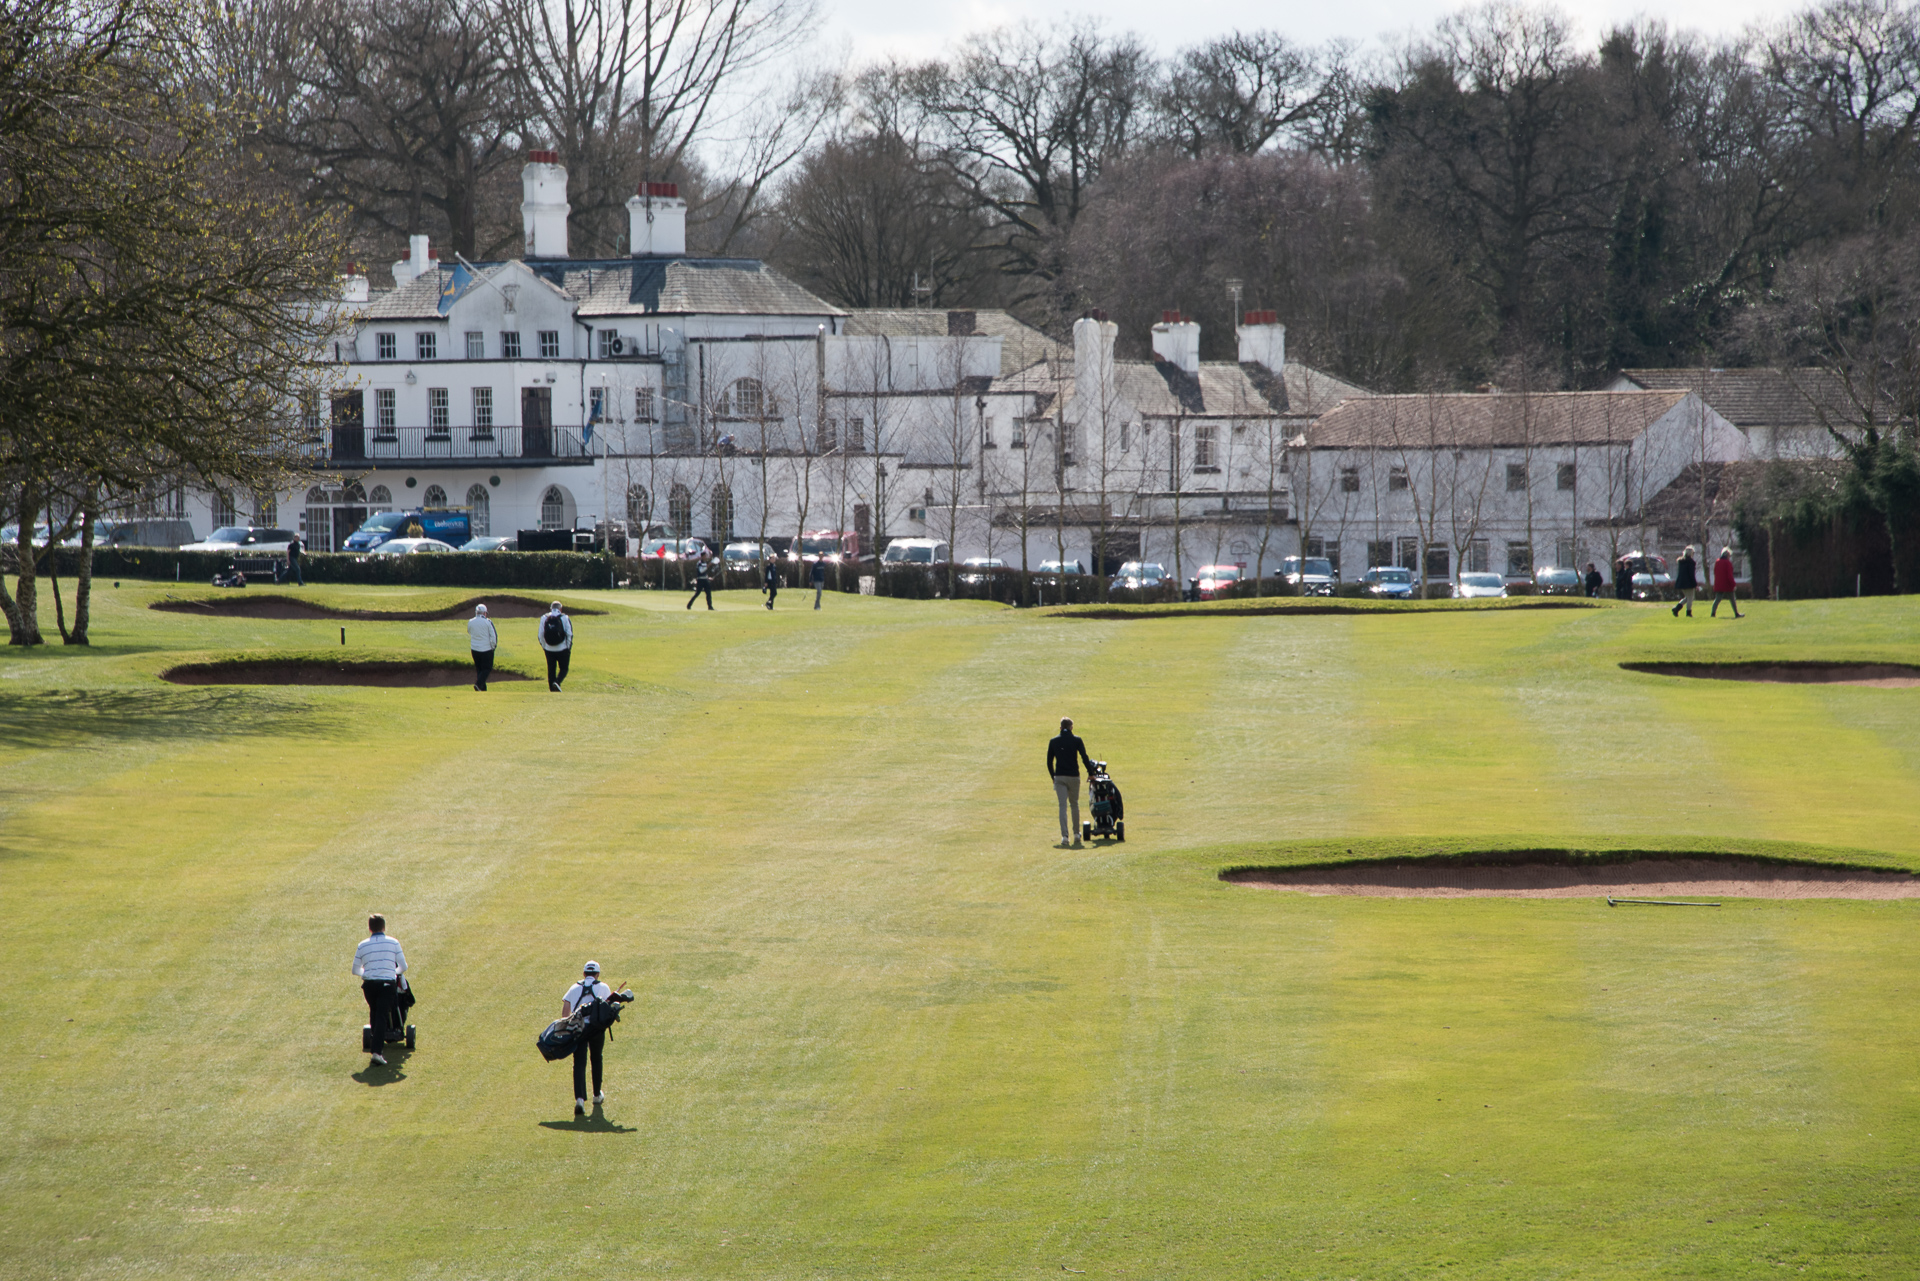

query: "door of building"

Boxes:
[330, 391, 364, 461]
[522, 387, 552, 458]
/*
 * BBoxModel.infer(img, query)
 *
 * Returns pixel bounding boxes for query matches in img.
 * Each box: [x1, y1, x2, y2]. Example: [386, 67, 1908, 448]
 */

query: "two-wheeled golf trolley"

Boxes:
[362, 978, 417, 1054]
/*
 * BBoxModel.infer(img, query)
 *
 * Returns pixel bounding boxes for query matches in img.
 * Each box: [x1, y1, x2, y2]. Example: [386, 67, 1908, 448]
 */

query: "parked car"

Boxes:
[797, 529, 862, 563]
[459, 536, 517, 552]
[1456, 571, 1508, 599]
[1194, 564, 1243, 599]
[0, 523, 56, 547]
[1615, 551, 1675, 600]
[1112, 561, 1168, 590]
[74, 518, 198, 549]
[722, 540, 775, 571]
[342, 508, 471, 552]
[881, 538, 950, 565]
[1281, 555, 1338, 596]
[639, 536, 708, 561]
[1360, 566, 1416, 598]
[1533, 566, 1581, 595]
[958, 556, 1005, 585]
[180, 526, 296, 555]
[369, 537, 458, 555]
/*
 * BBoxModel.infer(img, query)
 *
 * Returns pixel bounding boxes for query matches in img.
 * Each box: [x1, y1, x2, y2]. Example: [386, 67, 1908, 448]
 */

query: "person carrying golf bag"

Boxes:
[556, 962, 632, 1116]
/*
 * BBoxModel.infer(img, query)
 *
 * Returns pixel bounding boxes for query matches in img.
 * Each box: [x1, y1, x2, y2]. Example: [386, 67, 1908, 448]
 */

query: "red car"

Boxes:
[1195, 563, 1243, 599]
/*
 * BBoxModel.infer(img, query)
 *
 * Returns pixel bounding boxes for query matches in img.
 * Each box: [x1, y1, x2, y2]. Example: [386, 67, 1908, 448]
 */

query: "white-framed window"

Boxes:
[423, 484, 447, 507]
[467, 484, 490, 536]
[501, 331, 522, 360]
[709, 484, 733, 543]
[597, 329, 617, 358]
[1506, 542, 1532, 576]
[1011, 417, 1026, 448]
[375, 389, 396, 435]
[626, 484, 650, 527]
[538, 330, 559, 359]
[428, 387, 449, 435]
[668, 484, 692, 536]
[540, 485, 566, 530]
[466, 331, 484, 359]
[472, 387, 493, 435]
[589, 387, 606, 422]
[1556, 537, 1577, 567]
[376, 332, 396, 360]
[634, 387, 655, 421]
[212, 491, 236, 526]
[416, 331, 437, 360]
[724, 377, 765, 418]
[1194, 425, 1217, 469]
[1468, 539, 1490, 572]
[368, 484, 392, 507]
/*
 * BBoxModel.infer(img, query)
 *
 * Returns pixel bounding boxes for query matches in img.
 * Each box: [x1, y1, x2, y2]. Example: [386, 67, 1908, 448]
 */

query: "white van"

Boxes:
[880, 538, 950, 565]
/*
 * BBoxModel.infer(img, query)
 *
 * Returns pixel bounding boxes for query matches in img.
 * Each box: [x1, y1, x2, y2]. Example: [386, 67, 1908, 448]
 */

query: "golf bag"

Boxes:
[1082, 762, 1125, 843]
[536, 987, 632, 1061]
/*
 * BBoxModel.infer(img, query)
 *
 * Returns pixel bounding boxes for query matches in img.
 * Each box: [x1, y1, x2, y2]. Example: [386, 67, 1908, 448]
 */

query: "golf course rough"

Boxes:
[2, 582, 1918, 1279]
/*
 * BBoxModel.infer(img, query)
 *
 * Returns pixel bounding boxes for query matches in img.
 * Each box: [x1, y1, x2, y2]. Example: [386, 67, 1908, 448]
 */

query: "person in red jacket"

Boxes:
[1710, 546, 1744, 618]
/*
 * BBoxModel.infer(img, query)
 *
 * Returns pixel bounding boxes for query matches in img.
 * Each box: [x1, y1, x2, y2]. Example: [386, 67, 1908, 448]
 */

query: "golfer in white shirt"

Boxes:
[468, 603, 498, 691]
[352, 914, 408, 1066]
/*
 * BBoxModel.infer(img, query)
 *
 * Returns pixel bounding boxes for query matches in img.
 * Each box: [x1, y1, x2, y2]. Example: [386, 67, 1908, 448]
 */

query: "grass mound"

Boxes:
[150, 592, 599, 621]
[1622, 659, 1920, 686]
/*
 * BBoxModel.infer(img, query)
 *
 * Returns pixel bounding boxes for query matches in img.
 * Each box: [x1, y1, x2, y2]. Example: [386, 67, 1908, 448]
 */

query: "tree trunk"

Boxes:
[50, 562, 70, 642]
[6, 484, 45, 646]
[71, 494, 96, 645]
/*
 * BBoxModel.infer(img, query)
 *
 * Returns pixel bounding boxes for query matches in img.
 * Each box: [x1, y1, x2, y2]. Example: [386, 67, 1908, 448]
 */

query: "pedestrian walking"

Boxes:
[286, 534, 305, 586]
[561, 962, 612, 1117]
[1672, 546, 1699, 618]
[539, 601, 573, 691]
[811, 557, 826, 609]
[468, 602, 498, 690]
[763, 558, 780, 610]
[1710, 547, 1744, 618]
[686, 549, 714, 611]
[1583, 562, 1603, 597]
[1613, 559, 1634, 601]
[352, 914, 407, 1067]
[1046, 716, 1097, 849]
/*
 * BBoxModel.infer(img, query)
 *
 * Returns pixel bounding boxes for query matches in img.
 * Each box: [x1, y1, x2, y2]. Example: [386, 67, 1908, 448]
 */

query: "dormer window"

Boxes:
[416, 331, 437, 360]
[376, 332, 396, 360]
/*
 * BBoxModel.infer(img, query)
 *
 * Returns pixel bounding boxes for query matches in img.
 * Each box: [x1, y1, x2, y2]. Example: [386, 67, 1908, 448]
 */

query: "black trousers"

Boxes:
[765, 581, 778, 607]
[545, 647, 570, 689]
[572, 1028, 605, 1100]
[687, 581, 713, 609]
[362, 979, 398, 1045]
[472, 648, 494, 689]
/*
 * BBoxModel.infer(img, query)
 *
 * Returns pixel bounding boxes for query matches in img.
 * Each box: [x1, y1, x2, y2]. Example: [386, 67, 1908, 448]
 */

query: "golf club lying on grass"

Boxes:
[1606, 896, 1720, 907]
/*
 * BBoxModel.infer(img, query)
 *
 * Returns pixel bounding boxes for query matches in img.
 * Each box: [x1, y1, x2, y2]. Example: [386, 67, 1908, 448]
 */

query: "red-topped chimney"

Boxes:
[527, 149, 558, 164]
[638, 181, 679, 199]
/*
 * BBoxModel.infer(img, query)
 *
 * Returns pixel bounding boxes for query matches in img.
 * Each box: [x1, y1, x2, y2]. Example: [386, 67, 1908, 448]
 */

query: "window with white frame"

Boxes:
[212, 491, 236, 526]
[626, 484, 649, 528]
[726, 377, 765, 418]
[472, 387, 493, 436]
[427, 387, 449, 436]
[1468, 539, 1490, 572]
[368, 484, 392, 507]
[466, 331, 484, 359]
[1194, 425, 1217, 470]
[1556, 536, 1576, 567]
[538, 330, 559, 359]
[375, 389, 396, 436]
[589, 387, 606, 422]
[376, 332, 396, 360]
[423, 484, 447, 506]
[1506, 542, 1532, 576]
[634, 387, 655, 421]
[597, 329, 617, 358]
[501, 331, 522, 359]
[540, 486, 566, 530]
[1011, 417, 1026, 448]
[467, 484, 490, 536]
[416, 331, 437, 360]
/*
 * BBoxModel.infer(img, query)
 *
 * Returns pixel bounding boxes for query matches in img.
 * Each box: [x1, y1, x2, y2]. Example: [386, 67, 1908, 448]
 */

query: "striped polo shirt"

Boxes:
[353, 933, 407, 981]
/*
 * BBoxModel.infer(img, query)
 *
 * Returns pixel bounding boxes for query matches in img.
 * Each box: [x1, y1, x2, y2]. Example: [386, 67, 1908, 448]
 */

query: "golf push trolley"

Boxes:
[362, 977, 416, 1054]
[1081, 761, 1125, 843]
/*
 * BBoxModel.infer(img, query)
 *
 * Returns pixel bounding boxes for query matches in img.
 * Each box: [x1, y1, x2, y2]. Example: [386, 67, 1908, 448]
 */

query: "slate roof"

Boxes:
[845, 309, 1067, 377]
[1615, 368, 1862, 429]
[1311, 390, 1691, 449]
[358, 256, 842, 321]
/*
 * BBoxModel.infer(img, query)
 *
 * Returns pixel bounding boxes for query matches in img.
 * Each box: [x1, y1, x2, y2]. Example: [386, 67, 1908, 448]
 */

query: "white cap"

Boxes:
[475, 603, 488, 615]
[583, 961, 600, 975]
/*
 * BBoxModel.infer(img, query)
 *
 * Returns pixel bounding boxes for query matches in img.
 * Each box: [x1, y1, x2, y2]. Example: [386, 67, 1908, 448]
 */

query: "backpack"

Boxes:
[542, 613, 566, 646]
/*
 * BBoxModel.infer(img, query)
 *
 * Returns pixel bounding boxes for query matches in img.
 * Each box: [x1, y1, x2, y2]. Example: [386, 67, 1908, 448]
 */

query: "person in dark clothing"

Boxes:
[763, 558, 780, 610]
[286, 535, 305, 586]
[1710, 546, 1744, 617]
[561, 962, 611, 1117]
[1672, 546, 1699, 617]
[1046, 717, 1097, 848]
[1613, 560, 1634, 601]
[1583, 563, 1602, 597]
[811, 558, 826, 609]
[538, 601, 573, 690]
[686, 550, 714, 610]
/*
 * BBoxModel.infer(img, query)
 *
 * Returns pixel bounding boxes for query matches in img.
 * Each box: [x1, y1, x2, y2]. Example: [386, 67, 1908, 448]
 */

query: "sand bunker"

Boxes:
[160, 659, 531, 687]
[1622, 660, 1920, 687]
[152, 593, 600, 622]
[1224, 857, 1920, 899]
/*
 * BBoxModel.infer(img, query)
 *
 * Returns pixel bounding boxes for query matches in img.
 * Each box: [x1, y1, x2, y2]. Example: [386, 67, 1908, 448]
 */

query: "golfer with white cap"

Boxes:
[538, 601, 573, 692]
[467, 603, 498, 691]
[561, 961, 613, 1116]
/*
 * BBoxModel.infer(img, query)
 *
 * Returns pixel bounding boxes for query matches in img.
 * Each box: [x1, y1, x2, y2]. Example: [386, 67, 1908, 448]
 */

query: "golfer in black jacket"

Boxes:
[686, 550, 715, 610]
[763, 558, 780, 610]
[1047, 717, 1096, 848]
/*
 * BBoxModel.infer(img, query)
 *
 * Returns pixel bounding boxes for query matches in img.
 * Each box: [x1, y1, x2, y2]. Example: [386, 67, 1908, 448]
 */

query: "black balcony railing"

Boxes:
[316, 425, 591, 466]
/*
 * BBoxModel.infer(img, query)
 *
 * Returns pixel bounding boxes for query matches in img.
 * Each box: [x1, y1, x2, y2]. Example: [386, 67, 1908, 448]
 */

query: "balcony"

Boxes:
[314, 425, 593, 468]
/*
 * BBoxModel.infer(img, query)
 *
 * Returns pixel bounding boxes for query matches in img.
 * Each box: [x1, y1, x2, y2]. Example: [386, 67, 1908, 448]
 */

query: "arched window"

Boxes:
[466, 484, 490, 537]
[367, 484, 391, 507]
[709, 484, 733, 544]
[726, 377, 764, 418]
[626, 484, 650, 529]
[423, 484, 447, 507]
[668, 483, 692, 538]
[344, 482, 367, 503]
[306, 486, 326, 503]
[540, 485, 567, 530]
[212, 491, 236, 527]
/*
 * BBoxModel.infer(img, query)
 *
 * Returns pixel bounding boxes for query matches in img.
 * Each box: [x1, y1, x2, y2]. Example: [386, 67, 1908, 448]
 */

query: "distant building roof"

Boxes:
[1312, 390, 1691, 449]
[359, 256, 842, 322]
[1613, 368, 1862, 430]
[845, 309, 1067, 377]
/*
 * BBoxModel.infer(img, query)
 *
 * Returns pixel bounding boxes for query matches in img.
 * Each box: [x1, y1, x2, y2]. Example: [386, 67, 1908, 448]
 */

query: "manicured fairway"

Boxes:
[2, 582, 1918, 1279]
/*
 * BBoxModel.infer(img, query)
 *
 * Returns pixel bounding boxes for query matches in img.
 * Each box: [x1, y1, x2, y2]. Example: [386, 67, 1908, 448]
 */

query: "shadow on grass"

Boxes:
[350, 1044, 413, 1086]
[0, 687, 346, 750]
[538, 1105, 636, 1133]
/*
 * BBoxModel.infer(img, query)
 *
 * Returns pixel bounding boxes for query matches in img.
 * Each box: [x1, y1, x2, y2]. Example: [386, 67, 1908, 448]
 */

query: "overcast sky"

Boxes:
[815, 0, 1804, 67]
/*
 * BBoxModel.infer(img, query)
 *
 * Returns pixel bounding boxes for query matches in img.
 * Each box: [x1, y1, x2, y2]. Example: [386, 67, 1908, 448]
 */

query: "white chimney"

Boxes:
[390, 234, 435, 287]
[1073, 312, 1118, 419]
[1150, 311, 1201, 376]
[1237, 309, 1286, 372]
[340, 268, 370, 303]
[628, 181, 687, 256]
[522, 150, 571, 259]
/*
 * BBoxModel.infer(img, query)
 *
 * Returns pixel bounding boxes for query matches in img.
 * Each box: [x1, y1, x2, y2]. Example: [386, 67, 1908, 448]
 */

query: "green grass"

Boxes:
[3, 581, 1919, 1279]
